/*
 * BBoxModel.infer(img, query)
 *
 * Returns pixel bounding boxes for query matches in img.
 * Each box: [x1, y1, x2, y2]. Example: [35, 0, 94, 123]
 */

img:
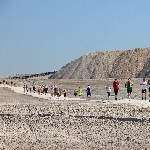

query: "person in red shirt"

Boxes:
[113, 79, 120, 100]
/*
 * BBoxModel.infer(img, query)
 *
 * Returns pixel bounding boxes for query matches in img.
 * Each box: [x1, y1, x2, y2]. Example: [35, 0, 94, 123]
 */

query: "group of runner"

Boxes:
[73, 85, 92, 98]
[20, 78, 150, 101]
[23, 85, 48, 95]
[22, 84, 92, 98]
[106, 78, 150, 101]
[51, 86, 67, 97]
[37, 86, 48, 95]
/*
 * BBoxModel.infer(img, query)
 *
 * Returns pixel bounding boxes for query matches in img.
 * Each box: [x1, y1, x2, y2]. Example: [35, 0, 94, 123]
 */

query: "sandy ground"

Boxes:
[0, 79, 150, 149]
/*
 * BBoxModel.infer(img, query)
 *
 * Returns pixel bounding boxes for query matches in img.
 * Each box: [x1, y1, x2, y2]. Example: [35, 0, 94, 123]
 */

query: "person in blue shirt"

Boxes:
[87, 85, 91, 98]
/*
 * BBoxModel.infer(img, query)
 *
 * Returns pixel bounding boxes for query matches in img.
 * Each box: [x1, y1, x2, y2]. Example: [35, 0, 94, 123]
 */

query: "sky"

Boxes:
[1, 0, 150, 76]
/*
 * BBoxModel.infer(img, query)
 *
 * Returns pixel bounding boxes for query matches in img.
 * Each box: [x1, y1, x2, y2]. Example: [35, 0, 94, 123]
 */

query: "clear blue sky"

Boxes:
[1, 0, 150, 76]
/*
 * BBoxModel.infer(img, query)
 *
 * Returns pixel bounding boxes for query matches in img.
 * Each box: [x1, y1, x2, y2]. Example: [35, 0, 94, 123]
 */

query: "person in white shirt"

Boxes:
[106, 86, 111, 100]
[140, 78, 147, 100]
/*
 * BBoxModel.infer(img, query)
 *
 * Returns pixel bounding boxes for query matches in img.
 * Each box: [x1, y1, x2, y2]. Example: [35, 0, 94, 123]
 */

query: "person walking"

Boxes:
[113, 79, 120, 100]
[125, 78, 133, 99]
[140, 78, 147, 100]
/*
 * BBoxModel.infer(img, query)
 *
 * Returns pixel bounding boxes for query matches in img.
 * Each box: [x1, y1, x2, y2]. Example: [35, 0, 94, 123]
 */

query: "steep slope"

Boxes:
[49, 48, 150, 79]
[137, 57, 150, 77]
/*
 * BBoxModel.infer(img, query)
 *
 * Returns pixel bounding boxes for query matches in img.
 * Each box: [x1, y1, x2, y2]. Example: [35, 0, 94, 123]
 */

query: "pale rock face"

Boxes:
[49, 48, 150, 79]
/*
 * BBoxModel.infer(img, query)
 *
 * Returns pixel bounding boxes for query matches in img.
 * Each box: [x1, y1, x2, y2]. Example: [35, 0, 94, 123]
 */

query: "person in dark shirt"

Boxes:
[113, 79, 120, 100]
[87, 85, 91, 98]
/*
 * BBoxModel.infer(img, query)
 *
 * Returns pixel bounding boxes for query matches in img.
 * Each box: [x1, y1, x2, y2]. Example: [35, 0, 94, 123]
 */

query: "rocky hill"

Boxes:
[49, 48, 150, 79]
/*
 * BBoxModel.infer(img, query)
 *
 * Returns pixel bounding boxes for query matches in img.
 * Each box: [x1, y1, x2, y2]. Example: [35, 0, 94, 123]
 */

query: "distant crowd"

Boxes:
[22, 84, 88, 99]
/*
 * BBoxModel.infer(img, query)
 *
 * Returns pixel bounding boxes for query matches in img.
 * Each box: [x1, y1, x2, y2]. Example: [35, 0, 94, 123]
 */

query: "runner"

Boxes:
[140, 78, 147, 100]
[42, 85, 46, 95]
[58, 88, 62, 96]
[54, 86, 58, 97]
[33, 85, 36, 93]
[74, 89, 77, 97]
[38, 87, 41, 95]
[3, 80, 5, 84]
[29, 86, 32, 93]
[125, 78, 133, 99]
[63, 89, 67, 99]
[42, 86, 45, 94]
[87, 85, 91, 98]
[51, 86, 54, 97]
[40, 86, 43, 95]
[106, 86, 111, 100]
[25, 85, 28, 94]
[44, 86, 48, 95]
[148, 79, 150, 102]
[11, 81, 13, 86]
[77, 87, 82, 97]
[113, 79, 120, 100]
[23, 85, 26, 93]
[57, 88, 60, 97]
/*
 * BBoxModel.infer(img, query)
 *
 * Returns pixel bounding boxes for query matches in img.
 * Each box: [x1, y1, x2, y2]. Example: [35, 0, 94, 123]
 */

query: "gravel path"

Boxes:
[0, 85, 150, 149]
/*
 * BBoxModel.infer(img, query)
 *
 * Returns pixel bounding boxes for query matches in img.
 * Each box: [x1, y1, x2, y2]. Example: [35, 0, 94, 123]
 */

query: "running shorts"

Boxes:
[74, 93, 77, 96]
[127, 89, 132, 93]
[142, 89, 146, 93]
[114, 89, 118, 95]
[87, 93, 91, 96]
[107, 92, 110, 96]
